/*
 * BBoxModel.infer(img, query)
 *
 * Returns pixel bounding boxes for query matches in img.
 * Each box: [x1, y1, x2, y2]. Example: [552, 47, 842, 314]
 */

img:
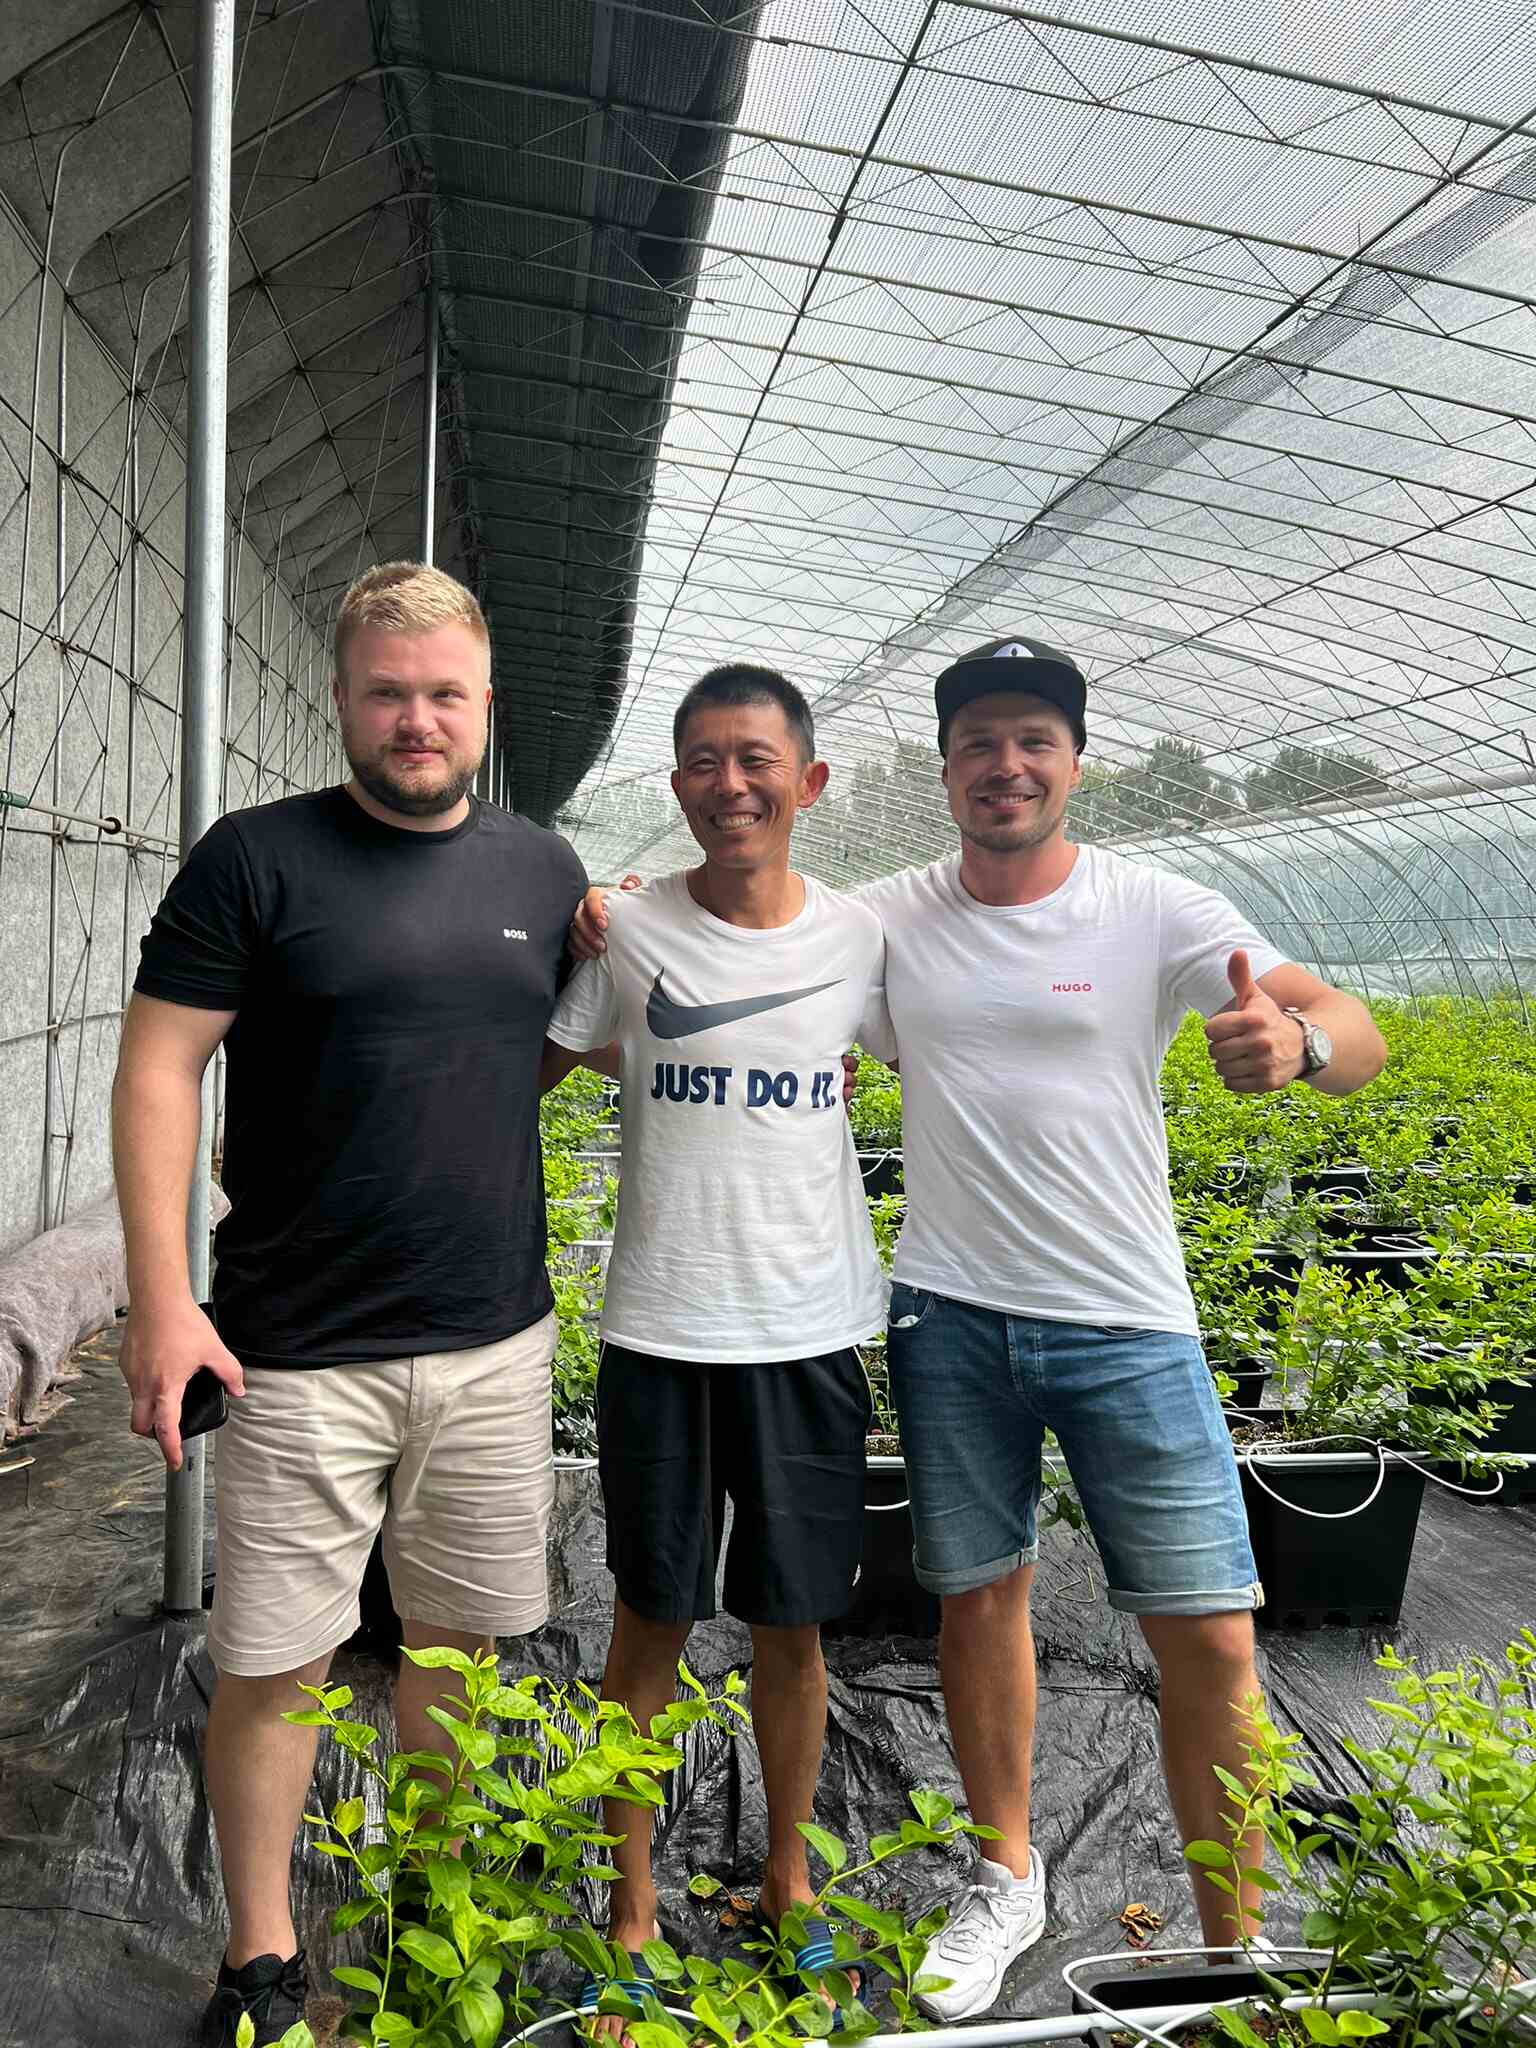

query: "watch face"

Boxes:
[1309, 1023, 1334, 1068]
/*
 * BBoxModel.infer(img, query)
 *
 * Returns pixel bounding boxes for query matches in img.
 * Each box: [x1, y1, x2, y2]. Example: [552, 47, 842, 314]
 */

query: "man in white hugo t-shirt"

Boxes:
[542, 663, 887, 2018]
[854, 636, 1387, 2016]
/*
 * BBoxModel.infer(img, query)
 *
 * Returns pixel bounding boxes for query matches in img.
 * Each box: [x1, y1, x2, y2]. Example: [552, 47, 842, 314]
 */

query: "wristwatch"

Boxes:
[1284, 1007, 1333, 1080]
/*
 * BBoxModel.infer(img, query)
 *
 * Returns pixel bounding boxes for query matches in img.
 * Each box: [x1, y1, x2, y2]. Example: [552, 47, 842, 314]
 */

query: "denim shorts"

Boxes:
[886, 1285, 1262, 1616]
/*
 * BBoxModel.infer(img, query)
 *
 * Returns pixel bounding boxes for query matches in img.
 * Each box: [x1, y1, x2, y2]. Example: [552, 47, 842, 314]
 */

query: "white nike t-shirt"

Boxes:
[855, 847, 1286, 1335]
[547, 872, 889, 1362]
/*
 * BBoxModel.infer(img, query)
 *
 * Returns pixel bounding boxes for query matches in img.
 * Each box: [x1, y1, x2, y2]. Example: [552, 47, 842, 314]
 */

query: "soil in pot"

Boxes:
[1230, 1423, 1428, 1628]
[1074, 1962, 1373, 2048]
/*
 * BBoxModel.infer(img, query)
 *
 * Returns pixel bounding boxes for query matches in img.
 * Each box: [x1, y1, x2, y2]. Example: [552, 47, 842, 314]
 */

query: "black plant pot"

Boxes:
[1292, 1163, 1372, 1202]
[857, 1150, 904, 1200]
[825, 1461, 939, 1640]
[1409, 1375, 1536, 1502]
[1073, 1959, 1364, 2048]
[1210, 1355, 1272, 1413]
[1320, 1240, 1433, 1292]
[1250, 1245, 1305, 1329]
[1235, 1445, 1428, 1627]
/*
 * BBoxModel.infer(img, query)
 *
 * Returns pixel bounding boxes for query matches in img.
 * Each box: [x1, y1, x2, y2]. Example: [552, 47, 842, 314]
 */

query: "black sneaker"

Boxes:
[199, 1950, 309, 2046]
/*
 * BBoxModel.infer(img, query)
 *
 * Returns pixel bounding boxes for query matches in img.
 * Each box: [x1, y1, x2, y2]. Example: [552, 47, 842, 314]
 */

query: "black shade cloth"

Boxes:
[3, 1329, 1531, 2047]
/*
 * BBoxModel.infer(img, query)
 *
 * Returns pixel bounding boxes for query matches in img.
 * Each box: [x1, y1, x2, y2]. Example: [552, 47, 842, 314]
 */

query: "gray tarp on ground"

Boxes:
[2, 1327, 1532, 2048]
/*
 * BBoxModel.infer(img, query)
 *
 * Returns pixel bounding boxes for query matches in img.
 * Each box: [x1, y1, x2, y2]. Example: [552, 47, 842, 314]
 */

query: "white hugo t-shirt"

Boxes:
[547, 873, 889, 1362]
[856, 847, 1287, 1335]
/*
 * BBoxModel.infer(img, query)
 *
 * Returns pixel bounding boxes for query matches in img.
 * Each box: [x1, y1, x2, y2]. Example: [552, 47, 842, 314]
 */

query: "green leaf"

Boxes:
[641, 1938, 686, 1982]
[282, 1710, 330, 1726]
[332, 1897, 385, 1933]
[1299, 2010, 1340, 2045]
[425, 1857, 471, 1908]
[798, 1822, 848, 1874]
[909, 1788, 956, 1829]
[277, 2027, 318, 2048]
[332, 1966, 383, 1996]
[403, 1645, 479, 1676]
[1185, 1840, 1231, 1867]
[332, 1798, 366, 1839]
[1335, 2016, 1390, 2039]
[237, 2018, 256, 2048]
[688, 1871, 723, 1897]
[369, 2016, 415, 2044]
[397, 1926, 463, 1978]
[454, 1979, 503, 2048]
[1210, 2009, 1268, 2048]
[1301, 1910, 1344, 1946]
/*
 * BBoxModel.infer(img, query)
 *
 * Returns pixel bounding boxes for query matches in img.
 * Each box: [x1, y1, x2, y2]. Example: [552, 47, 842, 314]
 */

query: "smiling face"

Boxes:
[333, 621, 490, 821]
[670, 697, 828, 872]
[943, 691, 1082, 854]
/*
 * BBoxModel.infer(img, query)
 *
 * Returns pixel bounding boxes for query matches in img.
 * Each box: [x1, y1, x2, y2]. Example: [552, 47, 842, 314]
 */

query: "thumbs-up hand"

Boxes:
[1227, 948, 1259, 1007]
[1203, 950, 1307, 1093]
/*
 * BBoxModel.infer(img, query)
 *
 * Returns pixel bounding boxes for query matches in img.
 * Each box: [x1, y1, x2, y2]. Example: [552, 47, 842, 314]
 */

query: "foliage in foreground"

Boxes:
[1187, 1632, 1536, 2048]
[267, 1647, 990, 2048]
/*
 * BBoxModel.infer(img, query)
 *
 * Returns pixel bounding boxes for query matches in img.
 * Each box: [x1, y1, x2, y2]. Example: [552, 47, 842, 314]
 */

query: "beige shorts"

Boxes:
[208, 1315, 556, 1677]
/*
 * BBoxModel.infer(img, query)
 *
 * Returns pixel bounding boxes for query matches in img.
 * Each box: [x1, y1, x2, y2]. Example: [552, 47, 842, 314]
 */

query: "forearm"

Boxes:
[111, 1064, 205, 1306]
[1300, 989, 1386, 1096]
[539, 1037, 620, 1092]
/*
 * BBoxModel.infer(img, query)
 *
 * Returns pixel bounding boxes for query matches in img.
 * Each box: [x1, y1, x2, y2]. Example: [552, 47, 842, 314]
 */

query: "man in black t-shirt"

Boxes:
[112, 562, 591, 2047]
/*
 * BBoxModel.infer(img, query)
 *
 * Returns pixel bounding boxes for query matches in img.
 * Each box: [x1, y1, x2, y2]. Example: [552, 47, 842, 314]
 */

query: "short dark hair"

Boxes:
[672, 663, 816, 764]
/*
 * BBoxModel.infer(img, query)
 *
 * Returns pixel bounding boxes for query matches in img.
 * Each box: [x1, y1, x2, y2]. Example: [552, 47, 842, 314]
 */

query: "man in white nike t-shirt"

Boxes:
[853, 635, 1387, 2016]
[542, 664, 888, 2020]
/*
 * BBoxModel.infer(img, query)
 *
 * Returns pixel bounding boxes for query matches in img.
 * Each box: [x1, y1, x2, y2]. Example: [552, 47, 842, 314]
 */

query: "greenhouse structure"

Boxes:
[0, 2, 1533, 2046]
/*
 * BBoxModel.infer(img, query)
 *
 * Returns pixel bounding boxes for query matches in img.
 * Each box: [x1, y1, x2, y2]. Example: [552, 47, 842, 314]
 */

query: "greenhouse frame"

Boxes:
[0, 3, 1533, 2046]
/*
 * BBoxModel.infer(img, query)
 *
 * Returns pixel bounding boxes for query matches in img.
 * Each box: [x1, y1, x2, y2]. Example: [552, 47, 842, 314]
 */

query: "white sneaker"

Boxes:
[915, 1849, 1047, 2021]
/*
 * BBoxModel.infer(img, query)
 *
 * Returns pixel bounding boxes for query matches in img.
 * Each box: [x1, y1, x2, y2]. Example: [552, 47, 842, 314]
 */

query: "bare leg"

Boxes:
[205, 1651, 335, 1967]
[599, 1599, 692, 1948]
[747, 1624, 827, 1920]
[937, 1566, 1037, 1875]
[1139, 1612, 1265, 1947]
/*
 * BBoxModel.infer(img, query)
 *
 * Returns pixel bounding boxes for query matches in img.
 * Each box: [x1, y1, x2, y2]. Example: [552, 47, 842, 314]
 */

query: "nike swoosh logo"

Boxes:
[646, 971, 844, 1040]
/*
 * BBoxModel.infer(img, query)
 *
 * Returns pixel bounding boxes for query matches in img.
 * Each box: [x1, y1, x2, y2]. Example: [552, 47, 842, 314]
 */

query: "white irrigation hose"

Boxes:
[1237, 1434, 1508, 1518]
[497, 1958, 1536, 2048]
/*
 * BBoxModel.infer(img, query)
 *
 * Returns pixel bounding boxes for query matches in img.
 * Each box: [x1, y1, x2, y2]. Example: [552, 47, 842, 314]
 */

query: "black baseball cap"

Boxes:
[935, 634, 1088, 754]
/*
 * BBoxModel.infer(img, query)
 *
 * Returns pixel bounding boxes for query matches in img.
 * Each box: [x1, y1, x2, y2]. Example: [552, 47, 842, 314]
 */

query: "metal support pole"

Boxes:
[164, 0, 235, 1618]
[418, 280, 439, 564]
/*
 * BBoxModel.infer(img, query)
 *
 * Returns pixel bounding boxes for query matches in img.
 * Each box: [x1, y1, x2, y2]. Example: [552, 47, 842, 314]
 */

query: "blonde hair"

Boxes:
[333, 562, 489, 687]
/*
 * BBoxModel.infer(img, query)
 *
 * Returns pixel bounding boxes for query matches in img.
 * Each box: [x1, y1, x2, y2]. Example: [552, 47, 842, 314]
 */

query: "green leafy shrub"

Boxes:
[279, 1650, 990, 2047]
[1186, 1633, 1536, 2048]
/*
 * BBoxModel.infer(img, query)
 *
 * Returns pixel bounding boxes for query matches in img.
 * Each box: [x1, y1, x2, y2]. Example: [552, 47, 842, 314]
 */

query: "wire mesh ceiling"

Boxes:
[558, 0, 1536, 992]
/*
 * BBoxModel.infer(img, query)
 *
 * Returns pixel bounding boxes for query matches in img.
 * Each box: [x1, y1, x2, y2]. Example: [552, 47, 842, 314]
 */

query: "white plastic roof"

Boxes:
[559, 0, 1536, 989]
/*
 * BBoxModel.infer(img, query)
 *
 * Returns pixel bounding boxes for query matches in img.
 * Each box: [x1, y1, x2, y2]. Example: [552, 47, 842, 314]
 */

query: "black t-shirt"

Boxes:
[134, 788, 587, 1367]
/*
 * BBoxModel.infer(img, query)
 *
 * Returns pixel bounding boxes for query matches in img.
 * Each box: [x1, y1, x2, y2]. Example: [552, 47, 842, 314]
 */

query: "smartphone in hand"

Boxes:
[180, 1364, 228, 1439]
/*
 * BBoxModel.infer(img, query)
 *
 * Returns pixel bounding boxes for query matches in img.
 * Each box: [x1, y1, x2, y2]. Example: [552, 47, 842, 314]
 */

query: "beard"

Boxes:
[348, 746, 478, 818]
[957, 790, 1069, 853]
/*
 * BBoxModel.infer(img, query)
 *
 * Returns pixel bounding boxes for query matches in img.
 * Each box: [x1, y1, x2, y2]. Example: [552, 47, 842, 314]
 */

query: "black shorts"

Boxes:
[596, 1342, 871, 1627]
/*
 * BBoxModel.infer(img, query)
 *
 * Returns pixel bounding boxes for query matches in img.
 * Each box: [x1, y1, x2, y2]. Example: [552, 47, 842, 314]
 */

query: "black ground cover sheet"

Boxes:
[3, 1331, 1532, 2048]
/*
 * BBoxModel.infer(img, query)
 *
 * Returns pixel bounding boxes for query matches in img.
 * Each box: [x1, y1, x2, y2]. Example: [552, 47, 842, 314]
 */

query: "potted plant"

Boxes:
[1406, 1237, 1536, 1502]
[1071, 1632, 1536, 2048]
[272, 1649, 986, 2047]
[1231, 1264, 1515, 1627]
